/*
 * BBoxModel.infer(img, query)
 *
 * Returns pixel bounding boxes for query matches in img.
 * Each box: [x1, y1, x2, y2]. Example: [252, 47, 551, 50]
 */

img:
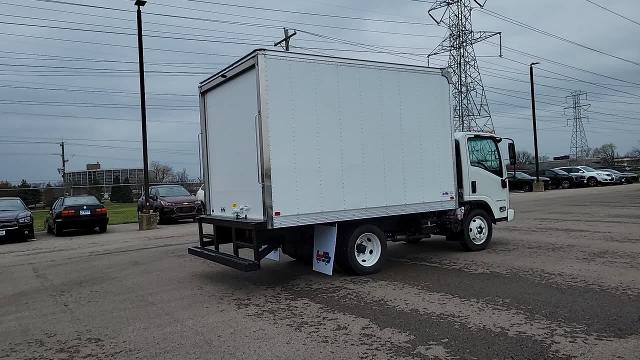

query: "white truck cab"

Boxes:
[455, 132, 515, 224]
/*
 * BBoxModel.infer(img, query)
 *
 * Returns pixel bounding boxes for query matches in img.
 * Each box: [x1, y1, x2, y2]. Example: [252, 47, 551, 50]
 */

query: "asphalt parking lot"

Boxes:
[1, 184, 639, 359]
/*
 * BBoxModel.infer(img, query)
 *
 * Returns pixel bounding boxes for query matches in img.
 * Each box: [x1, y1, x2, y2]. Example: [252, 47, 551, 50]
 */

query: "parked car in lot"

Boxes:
[0, 197, 34, 241]
[537, 169, 578, 189]
[554, 166, 615, 187]
[138, 185, 203, 223]
[507, 172, 551, 192]
[46, 195, 109, 236]
[599, 169, 638, 184]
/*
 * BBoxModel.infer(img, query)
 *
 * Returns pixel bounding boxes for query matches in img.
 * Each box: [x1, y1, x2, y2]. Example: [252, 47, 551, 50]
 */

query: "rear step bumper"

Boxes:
[188, 246, 259, 272]
[188, 215, 277, 271]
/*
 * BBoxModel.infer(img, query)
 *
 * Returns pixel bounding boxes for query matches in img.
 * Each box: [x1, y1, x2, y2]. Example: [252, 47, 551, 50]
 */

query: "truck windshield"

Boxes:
[468, 137, 502, 177]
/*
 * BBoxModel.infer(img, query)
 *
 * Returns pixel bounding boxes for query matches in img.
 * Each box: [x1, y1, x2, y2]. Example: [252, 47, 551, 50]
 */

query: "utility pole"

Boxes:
[58, 141, 68, 189]
[274, 27, 297, 51]
[135, 0, 151, 213]
[564, 91, 590, 163]
[529, 62, 544, 192]
[427, 0, 502, 133]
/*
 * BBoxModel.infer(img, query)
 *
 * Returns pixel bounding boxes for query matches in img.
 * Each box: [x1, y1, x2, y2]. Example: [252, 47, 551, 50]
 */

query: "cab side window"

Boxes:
[467, 137, 503, 177]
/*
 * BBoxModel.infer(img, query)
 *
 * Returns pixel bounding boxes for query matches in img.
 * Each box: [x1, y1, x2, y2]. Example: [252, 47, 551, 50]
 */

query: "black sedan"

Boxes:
[46, 195, 109, 236]
[507, 172, 551, 192]
[0, 197, 34, 241]
[538, 169, 576, 189]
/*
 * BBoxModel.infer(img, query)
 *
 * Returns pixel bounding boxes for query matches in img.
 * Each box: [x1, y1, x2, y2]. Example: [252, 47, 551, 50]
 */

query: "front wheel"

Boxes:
[461, 209, 493, 252]
[336, 224, 386, 275]
[587, 177, 598, 187]
[522, 183, 532, 192]
[561, 180, 571, 189]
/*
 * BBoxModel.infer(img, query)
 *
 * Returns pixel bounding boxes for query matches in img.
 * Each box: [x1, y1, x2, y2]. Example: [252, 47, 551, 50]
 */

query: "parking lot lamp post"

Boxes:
[135, 0, 151, 212]
[529, 62, 544, 192]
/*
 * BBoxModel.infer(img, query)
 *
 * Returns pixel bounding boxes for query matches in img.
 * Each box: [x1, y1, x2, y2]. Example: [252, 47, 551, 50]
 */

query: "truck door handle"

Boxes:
[471, 181, 477, 194]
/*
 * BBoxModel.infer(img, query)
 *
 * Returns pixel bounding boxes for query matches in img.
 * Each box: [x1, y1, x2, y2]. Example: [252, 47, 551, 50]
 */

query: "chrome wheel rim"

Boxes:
[354, 232, 382, 267]
[469, 216, 489, 245]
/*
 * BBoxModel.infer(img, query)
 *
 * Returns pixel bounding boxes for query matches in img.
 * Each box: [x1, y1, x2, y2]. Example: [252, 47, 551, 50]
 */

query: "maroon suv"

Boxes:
[138, 185, 203, 223]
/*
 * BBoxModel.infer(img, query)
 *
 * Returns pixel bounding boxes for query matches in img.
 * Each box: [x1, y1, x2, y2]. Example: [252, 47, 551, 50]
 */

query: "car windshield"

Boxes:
[516, 172, 532, 179]
[580, 166, 597, 172]
[603, 169, 619, 174]
[0, 199, 27, 211]
[156, 186, 190, 197]
[553, 169, 569, 175]
[64, 196, 100, 206]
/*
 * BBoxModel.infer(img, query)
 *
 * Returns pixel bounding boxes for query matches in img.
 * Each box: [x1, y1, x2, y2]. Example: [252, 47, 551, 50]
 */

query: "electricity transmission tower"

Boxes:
[427, 0, 501, 133]
[564, 91, 590, 162]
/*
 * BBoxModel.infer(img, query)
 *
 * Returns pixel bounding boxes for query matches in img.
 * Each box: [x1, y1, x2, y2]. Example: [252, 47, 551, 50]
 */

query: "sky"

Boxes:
[1, 0, 639, 184]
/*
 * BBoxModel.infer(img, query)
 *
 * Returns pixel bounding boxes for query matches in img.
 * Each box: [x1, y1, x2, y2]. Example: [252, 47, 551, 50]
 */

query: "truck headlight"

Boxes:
[18, 216, 32, 224]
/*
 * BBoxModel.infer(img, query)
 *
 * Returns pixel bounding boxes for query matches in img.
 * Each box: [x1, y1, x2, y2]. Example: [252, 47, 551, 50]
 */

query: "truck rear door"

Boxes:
[203, 68, 264, 221]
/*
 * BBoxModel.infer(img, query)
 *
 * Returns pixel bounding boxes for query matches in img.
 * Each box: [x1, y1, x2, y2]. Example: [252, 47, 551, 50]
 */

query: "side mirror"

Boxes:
[508, 142, 516, 166]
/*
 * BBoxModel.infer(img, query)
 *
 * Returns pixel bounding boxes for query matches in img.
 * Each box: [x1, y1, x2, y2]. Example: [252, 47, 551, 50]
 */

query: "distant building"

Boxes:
[65, 165, 145, 186]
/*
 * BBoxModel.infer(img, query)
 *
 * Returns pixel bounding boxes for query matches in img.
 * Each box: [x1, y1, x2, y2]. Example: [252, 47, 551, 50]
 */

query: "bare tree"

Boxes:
[592, 144, 617, 166]
[174, 168, 190, 183]
[516, 150, 533, 167]
[150, 161, 174, 183]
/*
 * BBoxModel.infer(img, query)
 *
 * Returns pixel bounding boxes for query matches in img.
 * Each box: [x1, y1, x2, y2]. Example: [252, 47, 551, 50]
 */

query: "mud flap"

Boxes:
[313, 224, 337, 275]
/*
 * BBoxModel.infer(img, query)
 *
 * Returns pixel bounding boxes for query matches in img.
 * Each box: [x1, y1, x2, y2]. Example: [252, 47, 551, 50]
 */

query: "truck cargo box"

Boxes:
[199, 50, 456, 229]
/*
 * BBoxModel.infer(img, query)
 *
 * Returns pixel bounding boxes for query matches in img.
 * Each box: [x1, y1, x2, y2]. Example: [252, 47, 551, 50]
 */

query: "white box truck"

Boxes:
[189, 50, 516, 275]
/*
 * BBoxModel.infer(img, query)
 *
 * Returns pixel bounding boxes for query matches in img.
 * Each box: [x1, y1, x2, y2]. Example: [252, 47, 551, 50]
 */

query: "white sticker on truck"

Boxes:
[313, 224, 337, 276]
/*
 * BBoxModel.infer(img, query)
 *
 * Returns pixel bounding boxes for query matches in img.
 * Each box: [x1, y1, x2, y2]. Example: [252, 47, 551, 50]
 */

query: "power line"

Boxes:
[584, 0, 640, 28]
[179, 0, 432, 26]
[477, 7, 640, 68]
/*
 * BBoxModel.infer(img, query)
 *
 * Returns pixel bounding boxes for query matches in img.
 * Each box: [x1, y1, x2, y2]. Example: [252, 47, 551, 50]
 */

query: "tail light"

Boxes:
[61, 209, 76, 217]
[96, 208, 108, 215]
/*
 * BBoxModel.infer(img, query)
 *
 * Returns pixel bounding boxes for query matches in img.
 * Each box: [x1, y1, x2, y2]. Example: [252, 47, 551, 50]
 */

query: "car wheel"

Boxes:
[522, 183, 532, 192]
[561, 180, 571, 189]
[53, 223, 64, 237]
[46, 221, 53, 234]
[587, 177, 598, 187]
[461, 209, 493, 252]
[98, 224, 107, 233]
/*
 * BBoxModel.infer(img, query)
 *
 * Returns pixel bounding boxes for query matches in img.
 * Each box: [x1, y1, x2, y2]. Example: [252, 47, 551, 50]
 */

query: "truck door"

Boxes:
[463, 136, 510, 221]
[204, 68, 264, 221]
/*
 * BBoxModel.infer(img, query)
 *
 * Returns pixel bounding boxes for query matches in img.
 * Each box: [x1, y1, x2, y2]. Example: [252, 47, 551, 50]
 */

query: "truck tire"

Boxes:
[336, 224, 386, 275]
[461, 209, 493, 252]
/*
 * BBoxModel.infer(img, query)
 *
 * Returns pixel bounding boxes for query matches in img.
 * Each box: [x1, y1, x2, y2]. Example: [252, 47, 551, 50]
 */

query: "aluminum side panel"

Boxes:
[260, 55, 455, 223]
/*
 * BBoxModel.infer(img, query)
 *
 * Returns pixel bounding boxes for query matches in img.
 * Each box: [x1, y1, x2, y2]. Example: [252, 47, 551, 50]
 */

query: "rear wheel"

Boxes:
[336, 224, 386, 275]
[53, 223, 64, 237]
[461, 209, 493, 252]
[98, 224, 107, 233]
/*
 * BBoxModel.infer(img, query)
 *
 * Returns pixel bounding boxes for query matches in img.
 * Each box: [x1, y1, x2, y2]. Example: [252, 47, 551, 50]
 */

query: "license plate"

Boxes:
[80, 210, 91, 215]
[0, 230, 5, 236]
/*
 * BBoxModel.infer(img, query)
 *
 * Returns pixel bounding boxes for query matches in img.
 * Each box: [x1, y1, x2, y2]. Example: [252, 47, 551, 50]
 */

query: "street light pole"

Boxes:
[135, 0, 151, 212]
[529, 62, 543, 190]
